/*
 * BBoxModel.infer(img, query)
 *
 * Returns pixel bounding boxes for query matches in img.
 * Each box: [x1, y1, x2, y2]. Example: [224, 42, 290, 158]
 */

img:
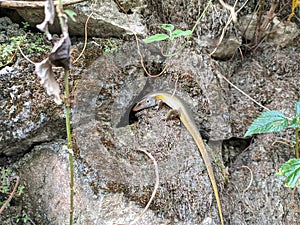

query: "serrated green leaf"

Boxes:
[171, 29, 192, 39]
[161, 24, 174, 32]
[275, 158, 300, 188]
[244, 110, 288, 137]
[64, 9, 77, 22]
[143, 34, 169, 43]
[296, 102, 300, 115]
[289, 115, 300, 128]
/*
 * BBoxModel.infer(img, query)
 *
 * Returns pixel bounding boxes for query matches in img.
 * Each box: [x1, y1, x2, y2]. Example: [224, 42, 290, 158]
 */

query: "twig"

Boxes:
[113, 0, 169, 77]
[130, 148, 160, 225]
[18, 46, 36, 65]
[113, 0, 127, 13]
[241, 166, 253, 199]
[218, 0, 237, 23]
[1, 49, 18, 67]
[74, 0, 97, 63]
[134, 36, 169, 78]
[0, 176, 20, 214]
[272, 139, 293, 148]
[191, 0, 213, 34]
[260, 0, 279, 31]
[215, 70, 270, 111]
[0, 0, 85, 8]
[210, 0, 249, 56]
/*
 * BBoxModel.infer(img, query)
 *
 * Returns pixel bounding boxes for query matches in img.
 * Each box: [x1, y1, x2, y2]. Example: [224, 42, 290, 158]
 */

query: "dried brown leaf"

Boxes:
[36, 0, 55, 40]
[35, 58, 62, 105]
[49, 34, 71, 70]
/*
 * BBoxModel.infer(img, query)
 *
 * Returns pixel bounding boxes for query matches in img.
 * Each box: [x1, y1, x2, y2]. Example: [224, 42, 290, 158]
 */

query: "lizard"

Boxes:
[132, 91, 224, 225]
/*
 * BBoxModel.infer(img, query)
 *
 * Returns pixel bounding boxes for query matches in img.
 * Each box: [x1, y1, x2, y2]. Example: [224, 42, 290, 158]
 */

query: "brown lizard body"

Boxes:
[133, 92, 224, 225]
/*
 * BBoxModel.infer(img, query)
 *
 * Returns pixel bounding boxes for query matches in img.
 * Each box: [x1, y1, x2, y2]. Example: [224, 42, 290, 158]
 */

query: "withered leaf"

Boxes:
[49, 34, 71, 70]
[35, 58, 62, 105]
[36, 0, 55, 40]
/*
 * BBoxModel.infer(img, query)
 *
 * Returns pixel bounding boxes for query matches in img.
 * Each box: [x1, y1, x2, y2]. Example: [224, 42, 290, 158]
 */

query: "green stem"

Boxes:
[165, 0, 212, 57]
[64, 69, 74, 225]
[295, 127, 299, 158]
[56, 0, 74, 224]
[190, 0, 213, 34]
[162, 39, 172, 56]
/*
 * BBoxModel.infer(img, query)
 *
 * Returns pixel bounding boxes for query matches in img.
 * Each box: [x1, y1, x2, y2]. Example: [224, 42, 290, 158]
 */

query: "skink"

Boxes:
[133, 92, 224, 225]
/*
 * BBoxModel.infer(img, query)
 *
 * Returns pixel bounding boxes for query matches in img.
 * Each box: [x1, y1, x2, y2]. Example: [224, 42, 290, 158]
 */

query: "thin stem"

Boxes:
[57, 0, 74, 224]
[64, 69, 74, 225]
[165, 0, 213, 57]
[191, 0, 212, 34]
[295, 127, 299, 158]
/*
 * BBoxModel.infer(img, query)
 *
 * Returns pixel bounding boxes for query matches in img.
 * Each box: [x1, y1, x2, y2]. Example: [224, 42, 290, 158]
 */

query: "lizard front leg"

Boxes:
[164, 109, 181, 121]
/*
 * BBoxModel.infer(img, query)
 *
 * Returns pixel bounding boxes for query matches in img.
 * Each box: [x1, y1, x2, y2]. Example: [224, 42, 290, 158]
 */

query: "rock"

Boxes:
[15, 0, 146, 37]
[266, 17, 299, 47]
[70, 41, 229, 224]
[0, 17, 25, 40]
[238, 14, 299, 47]
[227, 135, 299, 224]
[3, 140, 166, 224]
[0, 18, 65, 160]
[228, 44, 300, 136]
[210, 37, 242, 60]
[1, 0, 300, 224]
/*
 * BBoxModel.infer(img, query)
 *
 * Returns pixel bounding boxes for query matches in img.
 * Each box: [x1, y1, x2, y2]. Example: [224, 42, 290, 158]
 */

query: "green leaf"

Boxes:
[289, 102, 300, 128]
[64, 9, 77, 22]
[17, 185, 25, 195]
[161, 24, 174, 32]
[296, 102, 300, 115]
[143, 34, 169, 43]
[170, 29, 192, 40]
[244, 110, 288, 137]
[275, 158, 300, 188]
[289, 115, 300, 128]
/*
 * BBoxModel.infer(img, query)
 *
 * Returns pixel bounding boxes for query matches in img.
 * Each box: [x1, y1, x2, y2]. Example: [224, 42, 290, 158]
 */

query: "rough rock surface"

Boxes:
[15, 0, 146, 37]
[0, 140, 166, 224]
[0, 17, 65, 161]
[1, 0, 300, 224]
[71, 41, 229, 224]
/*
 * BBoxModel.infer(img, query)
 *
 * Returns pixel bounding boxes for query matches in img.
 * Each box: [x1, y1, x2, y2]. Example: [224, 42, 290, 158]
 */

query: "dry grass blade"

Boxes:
[0, 176, 20, 214]
[129, 148, 160, 225]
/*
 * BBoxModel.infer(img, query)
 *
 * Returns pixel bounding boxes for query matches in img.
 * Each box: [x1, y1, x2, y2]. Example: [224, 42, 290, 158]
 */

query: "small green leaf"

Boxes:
[289, 115, 300, 128]
[275, 158, 300, 188]
[170, 29, 192, 40]
[64, 9, 77, 22]
[17, 185, 25, 195]
[244, 110, 288, 137]
[161, 24, 174, 32]
[143, 34, 169, 43]
[296, 102, 300, 115]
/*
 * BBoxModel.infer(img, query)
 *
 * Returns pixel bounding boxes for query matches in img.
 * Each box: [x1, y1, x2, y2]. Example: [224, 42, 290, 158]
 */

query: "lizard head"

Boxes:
[132, 95, 157, 112]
